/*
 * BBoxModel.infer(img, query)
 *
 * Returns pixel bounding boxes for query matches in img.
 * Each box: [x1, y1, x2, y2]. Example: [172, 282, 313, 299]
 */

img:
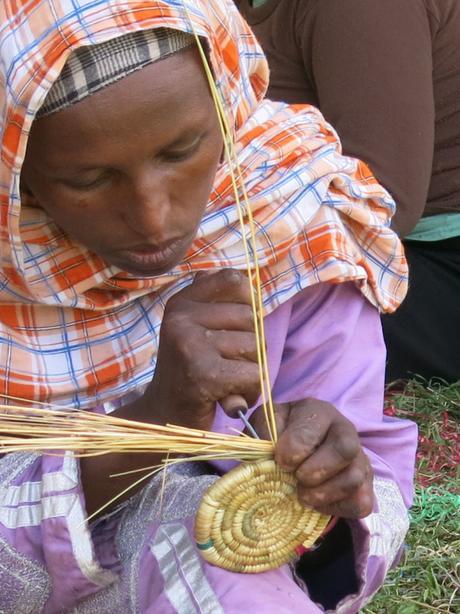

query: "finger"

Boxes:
[220, 395, 248, 418]
[274, 401, 334, 471]
[199, 304, 254, 331]
[249, 403, 290, 441]
[310, 483, 374, 519]
[201, 357, 261, 409]
[295, 419, 361, 487]
[220, 359, 261, 407]
[164, 301, 254, 332]
[187, 269, 252, 304]
[204, 330, 258, 362]
[297, 455, 373, 513]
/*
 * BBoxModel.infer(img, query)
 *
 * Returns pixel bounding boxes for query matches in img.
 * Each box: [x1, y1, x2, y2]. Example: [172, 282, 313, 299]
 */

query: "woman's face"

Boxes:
[20, 47, 223, 276]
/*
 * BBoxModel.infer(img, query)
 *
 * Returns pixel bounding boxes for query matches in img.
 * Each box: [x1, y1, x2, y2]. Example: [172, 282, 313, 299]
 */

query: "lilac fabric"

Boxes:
[0, 282, 417, 613]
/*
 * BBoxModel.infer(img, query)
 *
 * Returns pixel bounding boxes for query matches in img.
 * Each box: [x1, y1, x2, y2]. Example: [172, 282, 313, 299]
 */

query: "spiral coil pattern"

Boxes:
[195, 459, 330, 573]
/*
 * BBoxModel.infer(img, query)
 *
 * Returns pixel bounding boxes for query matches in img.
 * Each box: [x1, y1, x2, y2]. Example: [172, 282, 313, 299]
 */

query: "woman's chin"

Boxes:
[113, 260, 180, 277]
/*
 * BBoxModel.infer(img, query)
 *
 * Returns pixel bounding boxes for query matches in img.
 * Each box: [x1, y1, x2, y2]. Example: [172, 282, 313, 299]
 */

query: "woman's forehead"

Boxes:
[27, 50, 214, 167]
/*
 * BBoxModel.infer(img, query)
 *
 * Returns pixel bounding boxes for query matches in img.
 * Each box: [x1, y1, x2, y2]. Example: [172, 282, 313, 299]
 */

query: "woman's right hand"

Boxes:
[142, 268, 260, 431]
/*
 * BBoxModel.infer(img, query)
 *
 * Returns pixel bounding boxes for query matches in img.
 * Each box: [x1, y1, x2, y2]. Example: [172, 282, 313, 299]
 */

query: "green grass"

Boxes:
[363, 380, 460, 613]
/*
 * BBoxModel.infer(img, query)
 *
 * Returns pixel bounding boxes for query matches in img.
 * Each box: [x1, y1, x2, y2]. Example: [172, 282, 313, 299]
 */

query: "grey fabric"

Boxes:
[38, 28, 194, 117]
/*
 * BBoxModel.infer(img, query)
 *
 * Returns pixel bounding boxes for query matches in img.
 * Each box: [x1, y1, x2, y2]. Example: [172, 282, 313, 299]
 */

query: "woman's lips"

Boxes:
[113, 238, 188, 274]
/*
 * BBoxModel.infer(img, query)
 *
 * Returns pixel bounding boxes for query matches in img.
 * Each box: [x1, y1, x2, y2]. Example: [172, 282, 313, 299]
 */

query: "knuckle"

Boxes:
[333, 435, 360, 462]
[348, 496, 373, 519]
[161, 309, 190, 333]
[207, 363, 222, 381]
[196, 384, 213, 403]
[358, 500, 373, 518]
[236, 360, 259, 383]
[282, 445, 310, 471]
[180, 342, 214, 377]
[222, 269, 251, 300]
[343, 466, 365, 492]
[295, 429, 321, 454]
[220, 268, 244, 287]
[187, 362, 221, 397]
[300, 398, 336, 417]
[298, 491, 313, 508]
[360, 494, 374, 517]
[164, 290, 187, 311]
[235, 333, 257, 360]
[341, 488, 374, 519]
[300, 489, 326, 507]
[285, 440, 307, 470]
[364, 456, 374, 479]
[183, 361, 201, 383]
[246, 335, 258, 355]
[198, 354, 221, 378]
[351, 505, 362, 518]
[239, 304, 254, 328]
[295, 464, 317, 485]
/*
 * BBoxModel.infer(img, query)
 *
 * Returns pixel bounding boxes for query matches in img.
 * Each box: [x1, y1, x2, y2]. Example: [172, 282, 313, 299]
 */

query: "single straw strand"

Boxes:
[183, 13, 277, 442]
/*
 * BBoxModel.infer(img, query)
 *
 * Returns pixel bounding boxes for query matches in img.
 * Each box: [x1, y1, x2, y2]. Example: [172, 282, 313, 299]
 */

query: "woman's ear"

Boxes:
[19, 177, 40, 208]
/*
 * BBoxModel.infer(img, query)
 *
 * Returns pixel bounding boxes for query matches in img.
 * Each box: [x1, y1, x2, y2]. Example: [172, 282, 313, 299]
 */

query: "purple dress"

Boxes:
[0, 283, 417, 613]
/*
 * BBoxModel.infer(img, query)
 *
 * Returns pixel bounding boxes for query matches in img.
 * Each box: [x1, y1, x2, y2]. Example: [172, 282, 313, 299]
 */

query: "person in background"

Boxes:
[236, 0, 460, 382]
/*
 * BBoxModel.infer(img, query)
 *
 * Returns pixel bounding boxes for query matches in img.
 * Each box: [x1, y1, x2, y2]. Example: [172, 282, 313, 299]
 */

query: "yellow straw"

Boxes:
[183, 7, 277, 442]
[0, 401, 274, 459]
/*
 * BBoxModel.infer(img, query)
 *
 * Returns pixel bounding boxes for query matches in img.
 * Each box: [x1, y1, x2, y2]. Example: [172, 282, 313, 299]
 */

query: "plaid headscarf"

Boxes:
[37, 28, 194, 117]
[0, 0, 407, 407]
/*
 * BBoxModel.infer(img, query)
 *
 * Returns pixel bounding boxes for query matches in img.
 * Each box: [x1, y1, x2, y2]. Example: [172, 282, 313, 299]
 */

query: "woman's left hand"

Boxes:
[250, 399, 374, 519]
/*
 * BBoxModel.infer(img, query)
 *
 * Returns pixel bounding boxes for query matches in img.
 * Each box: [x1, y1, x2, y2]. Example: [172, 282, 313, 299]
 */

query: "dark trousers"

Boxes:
[382, 236, 460, 382]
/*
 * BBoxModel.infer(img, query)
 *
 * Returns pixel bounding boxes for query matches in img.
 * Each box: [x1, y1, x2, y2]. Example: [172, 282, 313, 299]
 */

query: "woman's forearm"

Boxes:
[79, 398, 164, 517]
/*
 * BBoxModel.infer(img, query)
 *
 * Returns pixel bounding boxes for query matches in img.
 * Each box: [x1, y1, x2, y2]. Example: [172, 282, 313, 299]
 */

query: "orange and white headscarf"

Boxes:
[0, 0, 407, 407]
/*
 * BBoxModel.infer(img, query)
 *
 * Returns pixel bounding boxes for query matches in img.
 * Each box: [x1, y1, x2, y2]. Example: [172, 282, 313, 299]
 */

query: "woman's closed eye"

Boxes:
[61, 170, 113, 191]
[161, 133, 204, 162]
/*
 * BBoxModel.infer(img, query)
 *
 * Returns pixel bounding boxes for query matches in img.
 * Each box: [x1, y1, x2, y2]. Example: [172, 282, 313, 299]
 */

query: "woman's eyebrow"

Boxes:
[38, 163, 108, 178]
[163, 128, 204, 148]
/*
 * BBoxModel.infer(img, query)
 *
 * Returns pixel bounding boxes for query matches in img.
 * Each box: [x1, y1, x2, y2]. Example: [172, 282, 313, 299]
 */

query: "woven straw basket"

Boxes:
[195, 459, 330, 573]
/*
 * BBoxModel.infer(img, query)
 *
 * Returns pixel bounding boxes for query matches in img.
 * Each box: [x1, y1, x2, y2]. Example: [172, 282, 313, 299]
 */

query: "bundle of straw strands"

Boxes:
[0, 401, 330, 573]
[0, 401, 273, 461]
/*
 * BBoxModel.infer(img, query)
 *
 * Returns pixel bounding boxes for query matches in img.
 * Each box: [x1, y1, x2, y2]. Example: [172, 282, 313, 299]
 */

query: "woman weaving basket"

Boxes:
[0, 0, 417, 612]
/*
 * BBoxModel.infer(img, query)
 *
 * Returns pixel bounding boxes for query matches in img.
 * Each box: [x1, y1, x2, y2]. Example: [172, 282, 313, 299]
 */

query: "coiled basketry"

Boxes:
[195, 459, 330, 573]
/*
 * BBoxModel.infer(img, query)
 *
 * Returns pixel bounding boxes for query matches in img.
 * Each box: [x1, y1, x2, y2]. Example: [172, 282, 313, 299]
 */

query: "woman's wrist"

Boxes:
[112, 392, 165, 426]
[112, 380, 216, 432]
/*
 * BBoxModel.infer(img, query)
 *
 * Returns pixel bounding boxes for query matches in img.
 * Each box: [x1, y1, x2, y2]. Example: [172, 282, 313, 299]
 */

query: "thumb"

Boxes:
[275, 399, 332, 471]
[247, 403, 290, 440]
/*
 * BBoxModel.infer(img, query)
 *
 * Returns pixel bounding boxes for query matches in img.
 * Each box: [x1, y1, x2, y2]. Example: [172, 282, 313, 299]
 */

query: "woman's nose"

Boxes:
[121, 167, 170, 239]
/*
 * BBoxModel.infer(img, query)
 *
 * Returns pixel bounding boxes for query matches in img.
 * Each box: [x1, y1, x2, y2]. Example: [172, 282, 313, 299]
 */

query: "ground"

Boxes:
[363, 380, 460, 614]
